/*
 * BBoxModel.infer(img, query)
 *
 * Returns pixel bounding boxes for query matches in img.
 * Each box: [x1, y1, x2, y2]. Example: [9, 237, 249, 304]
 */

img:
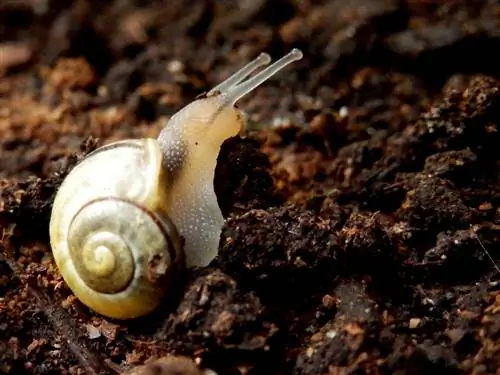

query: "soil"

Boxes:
[1, 0, 500, 374]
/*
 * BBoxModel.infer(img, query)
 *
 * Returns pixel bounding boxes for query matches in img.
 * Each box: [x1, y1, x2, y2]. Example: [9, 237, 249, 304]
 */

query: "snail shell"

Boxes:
[49, 139, 183, 319]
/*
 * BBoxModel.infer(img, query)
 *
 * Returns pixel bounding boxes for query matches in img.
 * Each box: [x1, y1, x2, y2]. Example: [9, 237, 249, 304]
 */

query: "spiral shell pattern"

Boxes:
[68, 198, 170, 292]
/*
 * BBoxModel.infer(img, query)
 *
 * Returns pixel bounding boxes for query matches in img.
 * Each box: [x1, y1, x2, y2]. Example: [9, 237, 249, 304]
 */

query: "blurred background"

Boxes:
[1, 0, 499, 179]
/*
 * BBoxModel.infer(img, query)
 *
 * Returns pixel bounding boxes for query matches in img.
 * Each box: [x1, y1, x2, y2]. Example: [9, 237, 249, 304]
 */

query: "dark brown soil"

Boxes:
[2, 1, 500, 374]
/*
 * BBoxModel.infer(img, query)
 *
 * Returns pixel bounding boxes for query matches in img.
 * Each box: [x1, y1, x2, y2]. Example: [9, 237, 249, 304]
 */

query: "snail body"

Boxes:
[49, 49, 303, 319]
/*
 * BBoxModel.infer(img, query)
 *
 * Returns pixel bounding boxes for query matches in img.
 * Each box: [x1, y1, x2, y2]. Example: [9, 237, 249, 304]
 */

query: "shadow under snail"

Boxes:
[49, 49, 303, 319]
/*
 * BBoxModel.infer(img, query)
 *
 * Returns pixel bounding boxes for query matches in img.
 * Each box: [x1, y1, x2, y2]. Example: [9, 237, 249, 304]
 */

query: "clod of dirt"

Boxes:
[423, 225, 500, 283]
[385, 343, 461, 375]
[397, 175, 476, 234]
[294, 281, 382, 375]
[397, 76, 500, 173]
[216, 204, 341, 303]
[422, 149, 479, 184]
[159, 270, 277, 361]
[215, 137, 281, 217]
[0, 137, 98, 241]
[339, 211, 403, 275]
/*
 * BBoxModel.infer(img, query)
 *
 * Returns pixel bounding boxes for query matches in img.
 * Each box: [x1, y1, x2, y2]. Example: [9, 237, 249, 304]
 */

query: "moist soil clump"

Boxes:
[2, 1, 500, 374]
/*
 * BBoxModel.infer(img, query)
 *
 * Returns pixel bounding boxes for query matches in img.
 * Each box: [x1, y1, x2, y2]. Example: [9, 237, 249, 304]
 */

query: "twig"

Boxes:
[474, 233, 500, 275]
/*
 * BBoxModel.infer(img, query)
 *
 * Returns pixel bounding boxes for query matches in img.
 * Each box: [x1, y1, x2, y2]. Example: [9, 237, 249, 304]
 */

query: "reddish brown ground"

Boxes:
[1, 1, 500, 374]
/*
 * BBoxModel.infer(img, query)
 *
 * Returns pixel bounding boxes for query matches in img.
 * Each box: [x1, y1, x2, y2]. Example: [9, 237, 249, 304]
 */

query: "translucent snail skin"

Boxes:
[49, 49, 303, 319]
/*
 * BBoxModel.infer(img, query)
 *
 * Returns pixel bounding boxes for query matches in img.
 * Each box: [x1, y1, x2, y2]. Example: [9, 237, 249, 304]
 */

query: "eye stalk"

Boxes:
[208, 52, 272, 97]
[208, 48, 303, 106]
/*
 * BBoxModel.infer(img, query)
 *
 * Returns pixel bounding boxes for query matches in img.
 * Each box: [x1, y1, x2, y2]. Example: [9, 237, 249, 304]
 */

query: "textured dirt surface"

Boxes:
[1, 0, 500, 374]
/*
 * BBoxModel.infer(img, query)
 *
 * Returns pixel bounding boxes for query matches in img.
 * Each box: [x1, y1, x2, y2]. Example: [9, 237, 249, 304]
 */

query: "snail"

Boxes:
[49, 49, 303, 319]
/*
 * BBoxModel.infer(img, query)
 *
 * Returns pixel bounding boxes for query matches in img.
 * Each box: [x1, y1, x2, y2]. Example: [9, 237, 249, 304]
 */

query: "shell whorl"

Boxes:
[68, 197, 176, 294]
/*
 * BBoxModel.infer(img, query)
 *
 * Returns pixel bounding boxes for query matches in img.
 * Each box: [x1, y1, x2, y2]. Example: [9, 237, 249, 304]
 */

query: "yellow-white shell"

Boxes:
[49, 139, 183, 319]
